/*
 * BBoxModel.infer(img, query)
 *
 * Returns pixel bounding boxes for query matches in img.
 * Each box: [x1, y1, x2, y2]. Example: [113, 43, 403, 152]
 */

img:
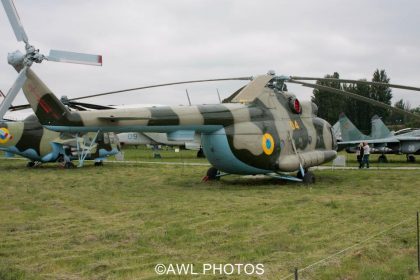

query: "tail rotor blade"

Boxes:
[0, 66, 27, 119]
[1, 0, 28, 43]
[47, 50, 102, 66]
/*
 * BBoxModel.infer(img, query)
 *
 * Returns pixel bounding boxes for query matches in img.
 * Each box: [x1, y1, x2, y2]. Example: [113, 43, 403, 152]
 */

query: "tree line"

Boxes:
[311, 69, 420, 133]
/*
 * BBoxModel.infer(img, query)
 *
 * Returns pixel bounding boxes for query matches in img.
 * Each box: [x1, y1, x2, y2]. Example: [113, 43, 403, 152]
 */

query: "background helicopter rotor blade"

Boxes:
[1, 0, 28, 43]
[289, 76, 420, 92]
[69, 77, 252, 101]
[47, 50, 103, 66]
[0, 66, 27, 119]
[288, 79, 420, 121]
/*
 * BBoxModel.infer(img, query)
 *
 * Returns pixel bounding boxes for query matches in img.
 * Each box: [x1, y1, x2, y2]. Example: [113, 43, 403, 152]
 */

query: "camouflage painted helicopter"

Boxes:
[0, 0, 123, 167]
[2, 0, 420, 183]
[0, 114, 121, 168]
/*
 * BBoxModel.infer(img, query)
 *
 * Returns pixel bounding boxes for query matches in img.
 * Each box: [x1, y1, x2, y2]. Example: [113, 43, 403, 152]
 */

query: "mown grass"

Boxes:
[121, 146, 420, 168]
[0, 149, 420, 279]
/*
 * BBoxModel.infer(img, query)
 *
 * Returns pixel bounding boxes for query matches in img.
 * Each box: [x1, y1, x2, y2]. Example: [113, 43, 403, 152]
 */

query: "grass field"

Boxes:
[1, 148, 420, 279]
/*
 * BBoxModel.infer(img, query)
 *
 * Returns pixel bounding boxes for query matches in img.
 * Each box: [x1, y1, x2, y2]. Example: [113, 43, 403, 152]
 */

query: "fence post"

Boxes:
[294, 267, 298, 280]
[417, 211, 419, 272]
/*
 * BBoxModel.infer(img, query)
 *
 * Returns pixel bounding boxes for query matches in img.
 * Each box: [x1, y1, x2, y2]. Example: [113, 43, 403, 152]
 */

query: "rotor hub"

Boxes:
[25, 44, 45, 64]
[7, 50, 25, 67]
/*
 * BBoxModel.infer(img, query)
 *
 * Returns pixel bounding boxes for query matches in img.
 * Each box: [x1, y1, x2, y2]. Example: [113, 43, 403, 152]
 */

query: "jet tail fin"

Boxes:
[339, 113, 370, 141]
[371, 115, 392, 139]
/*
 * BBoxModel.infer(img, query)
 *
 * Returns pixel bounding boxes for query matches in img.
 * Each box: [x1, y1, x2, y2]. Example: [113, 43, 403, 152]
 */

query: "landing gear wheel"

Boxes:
[203, 167, 219, 181]
[94, 161, 104, 167]
[64, 162, 75, 169]
[56, 154, 64, 163]
[303, 171, 315, 185]
[407, 155, 416, 163]
[26, 161, 35, 168]
[296, 168, 308, 180]
[196, 148, 205, 158]
[378, 155, 388, 163]
[153, 153, 162, 159]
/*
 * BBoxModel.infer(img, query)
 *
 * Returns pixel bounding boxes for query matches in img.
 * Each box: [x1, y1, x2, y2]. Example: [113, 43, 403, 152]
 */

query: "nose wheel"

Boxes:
[94, 161, 104, 167]
[26, 161, 41, 168]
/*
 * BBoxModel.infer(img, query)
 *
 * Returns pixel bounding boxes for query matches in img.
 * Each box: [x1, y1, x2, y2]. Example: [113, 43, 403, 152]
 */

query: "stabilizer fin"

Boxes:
[370, 115, 392, 139]
[339, 113, 370, 142]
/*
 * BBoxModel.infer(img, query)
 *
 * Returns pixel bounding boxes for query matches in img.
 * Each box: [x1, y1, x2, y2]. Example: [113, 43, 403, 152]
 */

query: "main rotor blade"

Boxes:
[70, 77, 252, 101]
[1, 0, 28, 43]
[67, 104, 87, 111]
[67, 101, 114, 110]
[288, 79, 420, 121]
[290, 76, 420, 92]
[47, 50, 103, 66]
[0, 66, 27, 119]
[8, 103, 31, 111]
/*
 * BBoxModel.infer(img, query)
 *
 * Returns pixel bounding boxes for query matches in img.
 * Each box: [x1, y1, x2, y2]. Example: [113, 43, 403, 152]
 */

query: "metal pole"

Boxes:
[294, 267, 298, 280]
[185, 89, 192, 106]
[216, 88, 222, 103]
[417, 211, 419, 272]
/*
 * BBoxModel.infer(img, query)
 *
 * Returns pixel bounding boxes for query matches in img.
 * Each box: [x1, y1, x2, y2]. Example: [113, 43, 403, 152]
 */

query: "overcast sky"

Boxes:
[1, 0, 420, 113]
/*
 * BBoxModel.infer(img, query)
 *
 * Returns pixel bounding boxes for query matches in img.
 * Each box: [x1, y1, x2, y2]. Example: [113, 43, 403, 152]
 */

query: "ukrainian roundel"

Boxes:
[262, 133, 275, 155]
[0, 128, 13, 144]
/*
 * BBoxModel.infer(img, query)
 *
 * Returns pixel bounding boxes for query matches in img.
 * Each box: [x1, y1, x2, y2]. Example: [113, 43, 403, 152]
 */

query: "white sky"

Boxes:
[1, 0, 420, 110]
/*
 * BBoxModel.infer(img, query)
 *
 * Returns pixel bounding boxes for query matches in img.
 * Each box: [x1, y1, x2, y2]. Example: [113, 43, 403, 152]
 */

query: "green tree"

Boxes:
[370, 69, 392, 120]
[343, 81, 372, 133]
[311, 72, 346, 125]
[311, 69, 393, 134]
[388, 99, 410, 125]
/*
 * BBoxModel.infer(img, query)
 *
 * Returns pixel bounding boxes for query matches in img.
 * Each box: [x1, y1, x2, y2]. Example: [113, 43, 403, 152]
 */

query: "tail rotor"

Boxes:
[0, 0, 102, 119]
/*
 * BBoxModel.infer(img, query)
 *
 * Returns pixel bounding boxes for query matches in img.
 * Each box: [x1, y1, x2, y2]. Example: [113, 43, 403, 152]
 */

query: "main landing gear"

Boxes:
[378, 154, 388, 163]
[57, 154, 75, 169]
[202, 166, 316, 184]
[407, 154, 416, 163]
[202, 167, 220, 181]
[297, 168, 315, 184]
[196, 148, 205, 158]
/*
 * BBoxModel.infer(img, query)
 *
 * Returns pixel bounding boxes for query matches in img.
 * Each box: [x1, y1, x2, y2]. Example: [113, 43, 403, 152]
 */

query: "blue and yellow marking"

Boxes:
[0, 128, 13, 144]
[262, 133, 275, 155]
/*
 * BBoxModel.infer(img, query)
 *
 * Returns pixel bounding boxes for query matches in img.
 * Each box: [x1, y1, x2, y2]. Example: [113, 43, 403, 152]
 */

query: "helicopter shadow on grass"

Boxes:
[200, 175, 315, 190]
[214, 170, 349, 191]
[0, 160, 103, 171]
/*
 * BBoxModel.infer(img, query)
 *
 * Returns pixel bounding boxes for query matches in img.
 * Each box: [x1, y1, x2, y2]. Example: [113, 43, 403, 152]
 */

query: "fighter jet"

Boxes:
[338, 114, 420, 162]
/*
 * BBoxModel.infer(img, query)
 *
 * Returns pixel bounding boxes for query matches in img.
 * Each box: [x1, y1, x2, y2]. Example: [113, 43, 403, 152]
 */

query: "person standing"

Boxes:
[357, 143, 364, 169]
[362, 142, 370, 168]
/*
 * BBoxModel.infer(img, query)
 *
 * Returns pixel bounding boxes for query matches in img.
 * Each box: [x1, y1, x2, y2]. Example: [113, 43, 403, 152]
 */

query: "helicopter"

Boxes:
[2, 0, 420, 183]
[0, 115, 121, 168]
